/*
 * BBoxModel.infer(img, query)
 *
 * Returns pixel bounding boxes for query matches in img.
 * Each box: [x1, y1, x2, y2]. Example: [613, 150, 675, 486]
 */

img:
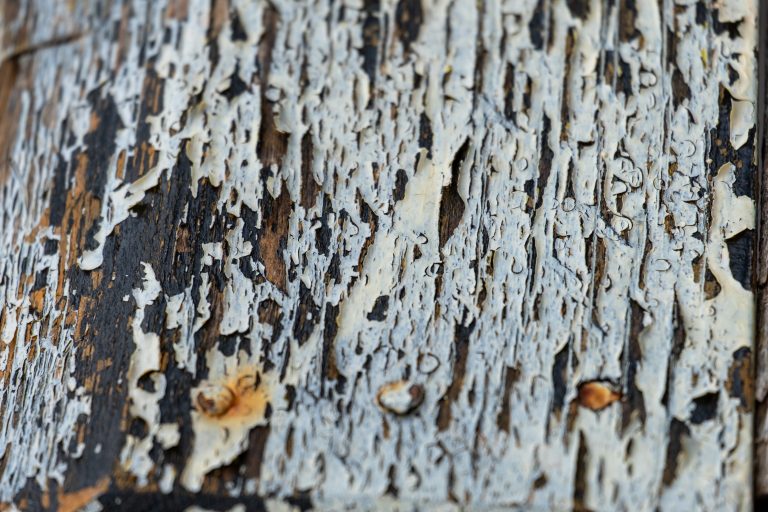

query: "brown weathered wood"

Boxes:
[0, 0, 761, 510]
[756, 0, 768, 501]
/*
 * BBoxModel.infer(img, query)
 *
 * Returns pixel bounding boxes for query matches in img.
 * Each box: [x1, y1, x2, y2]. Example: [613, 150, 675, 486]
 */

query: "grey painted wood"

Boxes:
[0, 0, 759, 510]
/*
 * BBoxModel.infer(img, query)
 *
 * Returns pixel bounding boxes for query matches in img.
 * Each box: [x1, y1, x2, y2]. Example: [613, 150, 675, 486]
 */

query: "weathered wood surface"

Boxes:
[0, 0, 760, 510]
[755, 0, 768, 502]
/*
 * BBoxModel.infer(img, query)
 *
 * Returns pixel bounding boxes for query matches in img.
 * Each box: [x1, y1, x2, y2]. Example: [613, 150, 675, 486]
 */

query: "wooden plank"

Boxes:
[0, 0, 760, 510]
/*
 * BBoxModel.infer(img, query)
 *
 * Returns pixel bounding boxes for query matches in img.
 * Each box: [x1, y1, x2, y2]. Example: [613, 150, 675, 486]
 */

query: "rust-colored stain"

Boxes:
[195, 367, 271, 424]
[57, 476, 110, 512]
[196, 383, 236, 417]
[578, 382, 621, 411]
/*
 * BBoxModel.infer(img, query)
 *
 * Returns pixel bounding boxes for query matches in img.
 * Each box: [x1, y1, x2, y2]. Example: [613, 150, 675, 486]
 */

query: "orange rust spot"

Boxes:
[578, 381, 621, 411]
[196, 383, 236, 417]
[57, 476, 110, 512]
[195, 367, 271, 424]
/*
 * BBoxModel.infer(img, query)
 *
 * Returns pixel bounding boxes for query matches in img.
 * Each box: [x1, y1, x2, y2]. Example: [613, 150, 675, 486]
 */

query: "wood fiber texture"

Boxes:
[0, 0, 760, 510]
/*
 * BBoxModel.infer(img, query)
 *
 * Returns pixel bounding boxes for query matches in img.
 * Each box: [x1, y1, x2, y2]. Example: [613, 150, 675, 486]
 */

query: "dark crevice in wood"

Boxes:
[588, 240, 606, 331]
[727, 347, 753, 412]
[256, 5, 288, 169]
[321, 301, 342, 393]
[0, 31, 87, 64]
[48, 157, 69, 226]
[726, 228, 754, 291]
[366, 294, 389, 321]
[565, 0, 590, 21]
[314, 193, 334, 256]
[393, 168, 408, 202]
[615, 57, 632, 99]
[618, 0, 639, 43]
[708, 87, 756, 191]
[497, 366, 520, 433]
[503, 62, 515, 122]
[690, 392, 719, 425]
[360, 0, 380, 105]
[220, 64, 249, 101]
[83, 92, 124, 195]
[438, 139, 469, 252]
[703, 265, 722, 300]
[572, 432, 588, 511]
[299, 131, 319, 210]
[661, 419, 690, 486]
[394, 0, 422, 54]
[622, 300, 646, 433]
[96, 488, 270, 512]
[385, 465, 399, 498]
[550, 344, 569, 416]
[292, 282, 321, 346]
[535, 116, 553, 210]
[528, 0, 546, 50]
[560, 29, 574, 141]
[418, 112, 433, 157]
[353, 197, 379, 285]
[471, 2, 487, 108]
[671, 69, 690, 109]
[436, 316, 475, 431]
[661, 298, 686, 410]
[230, 11, 248, 41]
[258, 183, 291, 292]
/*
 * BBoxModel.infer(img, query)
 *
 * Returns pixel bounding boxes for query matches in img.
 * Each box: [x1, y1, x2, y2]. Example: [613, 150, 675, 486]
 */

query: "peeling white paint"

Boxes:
[120, 262, 168, 485]
[0, 0, 759, 509]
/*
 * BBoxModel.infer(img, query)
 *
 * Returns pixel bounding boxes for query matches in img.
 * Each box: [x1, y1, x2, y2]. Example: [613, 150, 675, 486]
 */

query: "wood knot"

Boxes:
[196, 384, 236, 417]
[376, 381, 424, 415]
[578, 381, 621, 411]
